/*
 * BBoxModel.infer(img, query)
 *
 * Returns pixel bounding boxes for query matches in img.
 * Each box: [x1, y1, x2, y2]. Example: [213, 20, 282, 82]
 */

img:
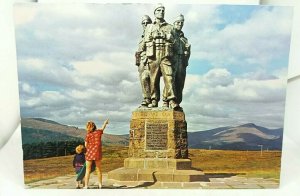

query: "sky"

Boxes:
[14, 3, 293, 134]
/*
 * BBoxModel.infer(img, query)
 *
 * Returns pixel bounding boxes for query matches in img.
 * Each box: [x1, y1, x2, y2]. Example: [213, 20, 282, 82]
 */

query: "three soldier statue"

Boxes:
[135, 4, 191, 109]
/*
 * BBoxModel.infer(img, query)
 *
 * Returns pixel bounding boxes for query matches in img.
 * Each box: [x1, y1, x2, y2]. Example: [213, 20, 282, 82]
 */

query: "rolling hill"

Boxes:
[188, 123, 283, 150]
[21, 118, 129, 146]
[21, 118, 283, 150]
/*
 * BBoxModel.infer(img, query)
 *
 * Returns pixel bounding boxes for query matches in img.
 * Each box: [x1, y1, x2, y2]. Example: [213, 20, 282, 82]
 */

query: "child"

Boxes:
[84, 119, 109, 189]
[73, 144, 85, 189]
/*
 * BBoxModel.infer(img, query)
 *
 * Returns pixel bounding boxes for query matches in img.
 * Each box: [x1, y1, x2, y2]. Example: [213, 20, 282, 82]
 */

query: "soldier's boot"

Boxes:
[148, 99, 158, 108]
[140, 98, 151, 107]
[162, 101, 169, 108]
[169, 100, 179, 109]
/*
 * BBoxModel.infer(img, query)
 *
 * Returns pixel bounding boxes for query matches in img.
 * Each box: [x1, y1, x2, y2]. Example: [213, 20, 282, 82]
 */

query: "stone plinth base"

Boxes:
[108, 168, 207, 182]
[108, 158, 207, 182]
[124, 158, 191, 170]
[129, 108, 188, 159]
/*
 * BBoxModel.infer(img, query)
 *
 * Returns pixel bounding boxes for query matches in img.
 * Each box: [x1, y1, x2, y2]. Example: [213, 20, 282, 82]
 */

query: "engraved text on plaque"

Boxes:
[145, 122, 168, 150]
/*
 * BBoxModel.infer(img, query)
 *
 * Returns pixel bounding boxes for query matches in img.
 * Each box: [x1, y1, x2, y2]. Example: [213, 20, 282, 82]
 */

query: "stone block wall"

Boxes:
[128, 108, 188, 159]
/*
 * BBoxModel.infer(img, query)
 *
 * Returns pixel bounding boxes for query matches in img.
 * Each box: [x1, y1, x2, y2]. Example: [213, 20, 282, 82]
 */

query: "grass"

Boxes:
[23, 146, 128, 183]
[189, 149, 281, 179]
[23, 147, 281, 184]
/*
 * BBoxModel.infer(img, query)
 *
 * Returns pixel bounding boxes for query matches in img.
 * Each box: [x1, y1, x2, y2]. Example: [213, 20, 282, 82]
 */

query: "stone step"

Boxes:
[124, 158, 192, 170]
[108, 167, 208, 182]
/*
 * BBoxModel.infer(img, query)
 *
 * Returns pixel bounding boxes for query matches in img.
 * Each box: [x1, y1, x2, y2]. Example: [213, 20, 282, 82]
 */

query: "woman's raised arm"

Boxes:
[100, 119, 109, 131]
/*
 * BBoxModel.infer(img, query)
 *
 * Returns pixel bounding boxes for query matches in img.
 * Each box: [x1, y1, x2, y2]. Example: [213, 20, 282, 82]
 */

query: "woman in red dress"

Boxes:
[84, 119, 109, 189]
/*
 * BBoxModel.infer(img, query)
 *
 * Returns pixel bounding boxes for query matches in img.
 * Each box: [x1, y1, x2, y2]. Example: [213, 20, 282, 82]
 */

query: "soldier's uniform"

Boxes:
[173, 28, 190, 104]
[143, 19, 176, 107]
[136, 15, 152, 106]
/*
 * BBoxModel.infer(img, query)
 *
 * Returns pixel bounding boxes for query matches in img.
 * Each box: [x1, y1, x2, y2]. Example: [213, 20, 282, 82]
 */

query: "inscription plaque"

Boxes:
[145, 122, 168, 150]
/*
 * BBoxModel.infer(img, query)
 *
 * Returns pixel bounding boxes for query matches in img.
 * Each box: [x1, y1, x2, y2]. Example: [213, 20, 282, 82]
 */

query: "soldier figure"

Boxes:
[135, 15, 152, 107]
[172, 14, 191, 105]
[142, 4, 179, 109]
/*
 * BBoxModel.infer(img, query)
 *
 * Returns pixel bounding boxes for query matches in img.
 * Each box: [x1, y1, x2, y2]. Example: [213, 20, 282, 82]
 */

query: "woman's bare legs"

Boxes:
[84, 160, 92, 188]
[95, 159, 102, 188]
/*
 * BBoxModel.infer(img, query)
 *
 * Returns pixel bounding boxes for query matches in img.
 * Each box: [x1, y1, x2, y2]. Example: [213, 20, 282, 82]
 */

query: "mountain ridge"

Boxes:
[21, 118, 283, 150]
[21, 118, 129, 146]
[188, 123, 282, 150]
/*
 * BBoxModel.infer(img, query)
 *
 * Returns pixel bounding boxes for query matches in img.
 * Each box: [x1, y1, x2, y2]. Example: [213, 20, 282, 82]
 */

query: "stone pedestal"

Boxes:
[108, 108, 206, 182]
[129, 108, 188, 159]
[124, 158, 191, 170]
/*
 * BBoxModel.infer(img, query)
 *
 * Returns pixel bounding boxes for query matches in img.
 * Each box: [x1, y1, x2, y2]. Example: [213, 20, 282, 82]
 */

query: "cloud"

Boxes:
[18, 55, 141, 134]
[18, 58, 77, 89]
[203, 68, 233, 87]
[25, 91, 67, 107]
[14, 4, 149, 62]
[185, 68, 286, 103]
[182, 67, 287, 130]
[187, 6, 293, 69]
[20, 82, 36, 95]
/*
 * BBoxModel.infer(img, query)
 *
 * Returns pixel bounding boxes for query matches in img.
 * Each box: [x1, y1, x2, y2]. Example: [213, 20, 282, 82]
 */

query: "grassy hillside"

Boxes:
[21, 118, 129, 146]
[21, 127, 82, 144]
[22, 118, 85, 138]
[23, 147, 281, 184]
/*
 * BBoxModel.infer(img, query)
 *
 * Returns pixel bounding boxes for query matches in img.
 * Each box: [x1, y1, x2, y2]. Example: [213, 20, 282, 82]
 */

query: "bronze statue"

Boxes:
[142, 4, 179, 109]
[135, 15, 152, 107]
[172, 14, 191, 105]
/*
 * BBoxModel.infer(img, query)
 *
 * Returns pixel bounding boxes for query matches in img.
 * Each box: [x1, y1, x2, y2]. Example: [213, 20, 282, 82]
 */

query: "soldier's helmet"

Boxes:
[142, 15, 152, 24]
[154, 3, 165, 13]
[174, 14, 184, 23]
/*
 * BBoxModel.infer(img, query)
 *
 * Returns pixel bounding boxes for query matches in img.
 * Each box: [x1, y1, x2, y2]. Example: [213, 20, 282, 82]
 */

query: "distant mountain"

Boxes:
[21, 118, 282, 150]
[21, 127, 82, 144]
[21, 118, 129, 146]
[188, 123, 283, 150]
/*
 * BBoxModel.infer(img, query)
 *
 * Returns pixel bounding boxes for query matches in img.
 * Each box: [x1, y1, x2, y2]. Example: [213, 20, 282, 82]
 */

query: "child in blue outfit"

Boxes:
[73, 144, 85, 189]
